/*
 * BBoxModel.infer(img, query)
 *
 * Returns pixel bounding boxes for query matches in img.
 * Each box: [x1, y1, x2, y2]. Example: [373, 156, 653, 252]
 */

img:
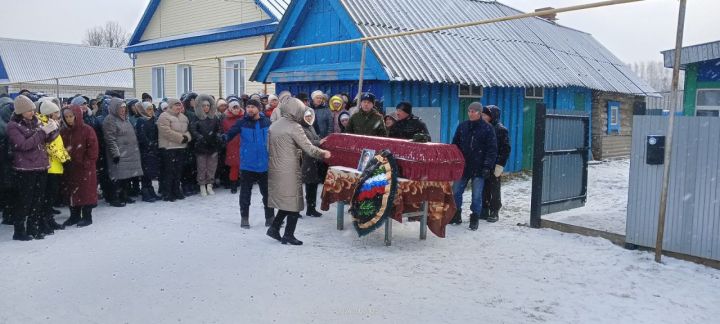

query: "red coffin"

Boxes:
[321, 133, 465, 182]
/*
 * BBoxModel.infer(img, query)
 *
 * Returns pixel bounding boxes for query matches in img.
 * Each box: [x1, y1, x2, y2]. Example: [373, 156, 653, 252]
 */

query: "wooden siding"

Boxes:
[141, 0, 269, 41]
[591, 91, 643, 159]
[135, 36, 273, 100]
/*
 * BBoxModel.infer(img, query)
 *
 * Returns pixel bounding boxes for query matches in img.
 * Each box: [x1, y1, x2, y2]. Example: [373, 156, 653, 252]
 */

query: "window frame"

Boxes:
[224, 56, 246, 98]
[695, 88, 720, 117]
[459, 84, 483, 98]
[151, 67, 165, 100]
[176, 64, 193, 97]
[525, 87, 544, 99]
[607, 100, 621, 134]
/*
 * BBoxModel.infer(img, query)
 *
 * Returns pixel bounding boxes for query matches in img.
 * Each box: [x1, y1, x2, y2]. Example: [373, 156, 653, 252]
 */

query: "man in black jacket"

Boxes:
[480, 105, 511, 223]
[451, 102, 498, 230]
[388, 102, 431, 141]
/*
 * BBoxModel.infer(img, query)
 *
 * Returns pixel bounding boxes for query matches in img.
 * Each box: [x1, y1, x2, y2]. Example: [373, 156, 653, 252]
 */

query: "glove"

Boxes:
[181, 135, 189, 144]
[221, 134, 228, 143]
[112, 156, 120, 164]
[41, 119, 58, 134]
[494, 164, 504, 178]
[481, 168, 493, 179]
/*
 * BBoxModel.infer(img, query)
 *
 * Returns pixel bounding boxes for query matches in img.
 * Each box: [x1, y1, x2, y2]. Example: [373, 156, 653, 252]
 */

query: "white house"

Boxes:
[125, 0, 290, 101]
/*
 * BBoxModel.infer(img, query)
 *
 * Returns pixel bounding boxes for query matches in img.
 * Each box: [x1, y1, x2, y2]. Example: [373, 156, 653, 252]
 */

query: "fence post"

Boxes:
[529, 103, 547, 228]
[55, 78, 60, 98]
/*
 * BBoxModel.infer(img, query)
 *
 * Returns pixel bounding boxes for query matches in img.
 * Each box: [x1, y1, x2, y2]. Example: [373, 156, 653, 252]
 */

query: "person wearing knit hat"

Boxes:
[346, 92, 387, 136]
[311, 90, 324, 101]
[388, 101, 431, 141]
[38, 100, 70, 233]
[13, 94, 36, 116]
[216, 99, 228, 116]
[70, 96, 87, 106]
[479, 105, 510, 223]
[6, 95, 60, 240]
[450, 101, 498, 230]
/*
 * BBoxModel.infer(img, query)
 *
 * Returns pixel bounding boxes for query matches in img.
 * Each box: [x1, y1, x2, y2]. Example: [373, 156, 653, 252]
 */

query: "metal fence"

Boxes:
[530, 104, 591, 227]
[626, 115, 720, 261]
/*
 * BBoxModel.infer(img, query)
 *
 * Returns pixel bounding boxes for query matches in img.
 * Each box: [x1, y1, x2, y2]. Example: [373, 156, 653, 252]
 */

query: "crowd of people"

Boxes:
[0, 86, 508, 243]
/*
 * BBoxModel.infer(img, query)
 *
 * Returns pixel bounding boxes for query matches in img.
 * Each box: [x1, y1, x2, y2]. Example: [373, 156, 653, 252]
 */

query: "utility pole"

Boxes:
[655, 0, 687, 263]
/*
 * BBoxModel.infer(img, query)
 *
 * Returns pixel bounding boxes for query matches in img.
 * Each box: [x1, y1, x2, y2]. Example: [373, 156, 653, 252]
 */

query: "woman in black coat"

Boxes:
[135, 102, 161, 202]
[301, 108, 324, 217]
[189, 94, 222, 196]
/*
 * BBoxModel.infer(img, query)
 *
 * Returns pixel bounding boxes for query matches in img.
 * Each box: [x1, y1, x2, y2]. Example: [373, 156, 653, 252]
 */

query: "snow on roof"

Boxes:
[0, 37, 133, 87]
[340, 0, 655, 95]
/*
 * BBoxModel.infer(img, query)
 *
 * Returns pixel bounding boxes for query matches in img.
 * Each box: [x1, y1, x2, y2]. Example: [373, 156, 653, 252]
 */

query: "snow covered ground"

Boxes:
[503, 159, 631, 235]
[1, 165, 719, 323]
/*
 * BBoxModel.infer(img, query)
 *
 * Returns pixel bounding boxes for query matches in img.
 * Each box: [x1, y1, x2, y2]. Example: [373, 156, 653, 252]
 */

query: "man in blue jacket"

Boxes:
[451, 102, 498, 231]
[224, 99, 274, 229]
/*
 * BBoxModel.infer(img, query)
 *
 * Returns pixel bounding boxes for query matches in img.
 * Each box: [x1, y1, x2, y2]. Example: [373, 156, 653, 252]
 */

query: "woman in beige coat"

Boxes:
[157, 98, 192, 201]
[266, 98, 331, 245]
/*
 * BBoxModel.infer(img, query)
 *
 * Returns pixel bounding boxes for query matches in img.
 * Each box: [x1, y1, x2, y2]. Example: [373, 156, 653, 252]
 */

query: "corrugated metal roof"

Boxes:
[340, 0, 655, 95]
[662, 40, 720, 69]
[258, 0, 290, 21]
[0, 38, 133, 88]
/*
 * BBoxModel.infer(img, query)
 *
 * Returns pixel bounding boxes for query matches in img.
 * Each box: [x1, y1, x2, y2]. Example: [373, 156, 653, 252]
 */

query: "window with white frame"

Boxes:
[177, 64, 193, 96]
[459, 84, 483, 98]
[696, 89, 720, 117]
[151, 67, 165, 100]
[224, 58, 246, 97]
[525, 87, 544, 99]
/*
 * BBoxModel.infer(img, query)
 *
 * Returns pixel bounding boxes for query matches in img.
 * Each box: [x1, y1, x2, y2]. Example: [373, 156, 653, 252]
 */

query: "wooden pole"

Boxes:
[356, 41, 368, 101]
[655, 0, 686, 263]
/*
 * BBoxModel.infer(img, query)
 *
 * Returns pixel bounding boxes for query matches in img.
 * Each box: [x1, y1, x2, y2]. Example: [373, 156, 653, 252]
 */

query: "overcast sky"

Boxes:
[0, 0, 717, 63]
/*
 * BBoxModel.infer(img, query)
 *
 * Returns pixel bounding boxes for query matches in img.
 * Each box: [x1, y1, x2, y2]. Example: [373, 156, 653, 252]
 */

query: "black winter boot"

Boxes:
[264, 207, 275, 227]
[39, 217, 54, 235]
[486, 210, 499, 223]
[450, 210, 462, 225]
[240, 207, 250, 229]
[266, 211, 286, 242]
[281, 213, 303, 246]
[77, 207, 93, 227]
[479, 208, 489, 220]
[64, 207, 82, 227]
[12, 222, 32, 241]
[48, 217, 65, 230]
[230, 181, 238, 194]
[469, 213, 479, 231]
[26, 218, 44, 240]
[149, 187, 161, 200]
[141, 188, 157, 203]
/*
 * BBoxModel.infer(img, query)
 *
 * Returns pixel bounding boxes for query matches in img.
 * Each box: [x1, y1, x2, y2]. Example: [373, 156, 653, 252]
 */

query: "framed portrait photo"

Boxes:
[357, 149, 376, 172]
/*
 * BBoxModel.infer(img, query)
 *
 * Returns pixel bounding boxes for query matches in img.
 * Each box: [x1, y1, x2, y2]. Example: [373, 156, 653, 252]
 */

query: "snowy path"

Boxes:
[0, 176, 718, 323]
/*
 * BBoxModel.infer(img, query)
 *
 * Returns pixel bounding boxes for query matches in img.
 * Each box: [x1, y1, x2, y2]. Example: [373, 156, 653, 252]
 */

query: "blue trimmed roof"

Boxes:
[126, 0, 288, 53]
[125, 19, 277, 54]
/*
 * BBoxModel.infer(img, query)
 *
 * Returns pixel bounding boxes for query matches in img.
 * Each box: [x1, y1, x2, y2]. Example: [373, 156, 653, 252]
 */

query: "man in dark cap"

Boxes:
[346, 92, 387, 137]
[450, 102, 497, 230]
[388, 101, 430, 141]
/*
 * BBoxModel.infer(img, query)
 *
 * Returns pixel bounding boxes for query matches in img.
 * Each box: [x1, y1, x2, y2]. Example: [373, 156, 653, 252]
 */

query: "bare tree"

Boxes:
[629, 60, 683, 93]
[82, 21, 129, 48]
